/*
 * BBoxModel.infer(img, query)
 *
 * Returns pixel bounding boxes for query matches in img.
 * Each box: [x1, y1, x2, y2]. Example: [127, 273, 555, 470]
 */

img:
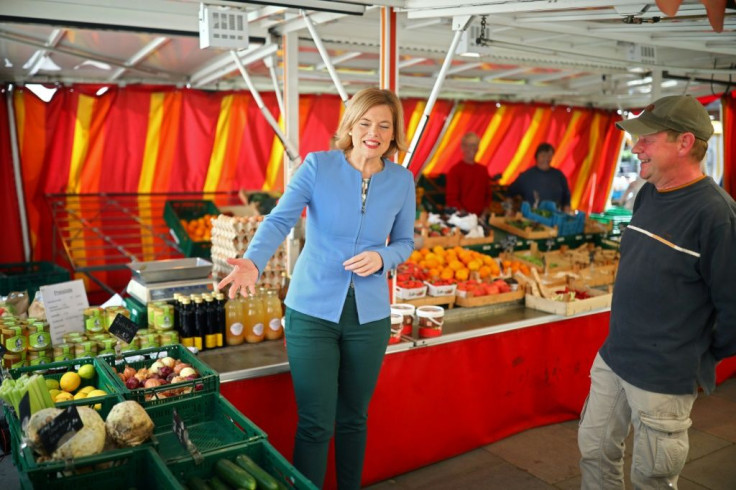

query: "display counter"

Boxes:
[204, 304, 736, 490]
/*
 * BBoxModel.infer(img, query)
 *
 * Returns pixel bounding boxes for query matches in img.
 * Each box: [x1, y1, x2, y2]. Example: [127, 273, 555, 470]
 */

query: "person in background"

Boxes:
[445, 132, 491, 215]
[578, 95, 736, 489]
[506, 142, 571, 212]
[217, 88, 415, 489]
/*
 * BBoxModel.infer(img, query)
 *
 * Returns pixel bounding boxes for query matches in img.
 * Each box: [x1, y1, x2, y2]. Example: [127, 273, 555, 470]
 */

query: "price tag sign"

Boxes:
[108, 314, 139, 345]
[38, 405, 83, 455]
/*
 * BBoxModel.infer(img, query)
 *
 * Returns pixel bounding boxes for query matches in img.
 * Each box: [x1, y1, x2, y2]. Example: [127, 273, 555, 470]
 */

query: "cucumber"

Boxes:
[208, 476, 231, 490]
[214, 458, 257, 490]
[187, 476, 213, 490]
[234, 454, 284, 490]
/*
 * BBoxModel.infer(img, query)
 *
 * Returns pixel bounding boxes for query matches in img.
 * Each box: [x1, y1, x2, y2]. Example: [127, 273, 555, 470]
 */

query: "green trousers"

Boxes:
[285, 288, 390, 489]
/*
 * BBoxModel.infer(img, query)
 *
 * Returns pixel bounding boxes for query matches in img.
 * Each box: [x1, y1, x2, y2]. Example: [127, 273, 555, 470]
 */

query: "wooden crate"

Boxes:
[584, 218, 614, 234]
[489, 215, 557, 239]
[455, 288, 524, 307]
[459, 229, 494, 246]
[401, 294, 455, 309]
[525, 287, 612, 316]
[414, 227, 462, 249]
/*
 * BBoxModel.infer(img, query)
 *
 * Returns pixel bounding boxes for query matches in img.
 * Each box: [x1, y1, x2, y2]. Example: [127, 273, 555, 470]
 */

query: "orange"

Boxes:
[455, 268, 469, 281]
[467, 260, 481, 271]
[448, 260, 463, 271]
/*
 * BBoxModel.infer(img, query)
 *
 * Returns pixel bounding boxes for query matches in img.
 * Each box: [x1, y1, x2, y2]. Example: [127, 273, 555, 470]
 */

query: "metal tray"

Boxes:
[127, 258, 212, 283]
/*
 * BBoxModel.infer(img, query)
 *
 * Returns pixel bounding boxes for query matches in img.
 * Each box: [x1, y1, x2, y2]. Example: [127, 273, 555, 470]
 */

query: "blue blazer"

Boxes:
[244, 150, 416, 324]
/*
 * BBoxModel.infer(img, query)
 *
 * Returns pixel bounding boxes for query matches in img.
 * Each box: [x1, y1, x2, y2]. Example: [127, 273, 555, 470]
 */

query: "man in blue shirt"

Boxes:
[507, 142, 571, 212]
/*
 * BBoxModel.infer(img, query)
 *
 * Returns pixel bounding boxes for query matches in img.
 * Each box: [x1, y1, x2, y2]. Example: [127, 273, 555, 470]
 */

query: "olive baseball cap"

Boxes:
[616, 95, 713, 141]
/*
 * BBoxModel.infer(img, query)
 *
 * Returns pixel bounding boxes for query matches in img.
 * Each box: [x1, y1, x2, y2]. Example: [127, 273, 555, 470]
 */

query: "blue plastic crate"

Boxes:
[521, 201, 585, 236]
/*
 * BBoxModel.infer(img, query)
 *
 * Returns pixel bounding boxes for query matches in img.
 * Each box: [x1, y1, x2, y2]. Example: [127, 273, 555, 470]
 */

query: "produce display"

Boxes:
[0, 374, 54, 415]
[23, 399, 153, 462]
[188, 453, 290, 490]
[180, 214, 217, 243]
[111, 355, 202, 400]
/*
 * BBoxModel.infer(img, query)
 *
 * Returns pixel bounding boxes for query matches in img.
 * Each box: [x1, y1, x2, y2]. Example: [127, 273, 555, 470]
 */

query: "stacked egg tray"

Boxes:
[210, 215, 287, 290]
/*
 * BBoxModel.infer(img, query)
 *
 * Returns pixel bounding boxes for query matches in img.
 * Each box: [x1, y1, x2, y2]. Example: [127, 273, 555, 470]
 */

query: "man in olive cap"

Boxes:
[578, 95, 736, 489]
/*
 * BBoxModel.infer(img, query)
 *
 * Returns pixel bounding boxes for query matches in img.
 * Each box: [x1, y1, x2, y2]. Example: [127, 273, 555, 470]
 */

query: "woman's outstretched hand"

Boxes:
[217, 257, 259, 299]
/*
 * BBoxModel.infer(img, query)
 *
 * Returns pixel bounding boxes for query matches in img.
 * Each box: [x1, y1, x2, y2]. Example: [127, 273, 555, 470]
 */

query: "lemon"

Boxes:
[77, 364, 95, 380]
[73, 391, 88, 400]
[60, 372, 81, 393]
[79, 385, 96, 394]
[86, 389, 107, 398]
[45, 378, 60, 391]
[48, 389, 61, 399]
[54, 391, 74, 403]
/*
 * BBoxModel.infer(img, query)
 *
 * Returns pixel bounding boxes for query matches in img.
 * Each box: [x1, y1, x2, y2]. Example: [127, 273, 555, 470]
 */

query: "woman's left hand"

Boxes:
[343, 251, 383, 277]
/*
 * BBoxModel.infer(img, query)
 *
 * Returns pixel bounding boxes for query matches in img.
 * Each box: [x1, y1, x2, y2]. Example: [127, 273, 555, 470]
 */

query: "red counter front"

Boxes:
[219, 311, 736, 489]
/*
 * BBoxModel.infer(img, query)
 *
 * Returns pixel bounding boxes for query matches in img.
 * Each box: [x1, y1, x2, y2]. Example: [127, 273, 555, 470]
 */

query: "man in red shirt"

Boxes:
[445, 132, 491, 215]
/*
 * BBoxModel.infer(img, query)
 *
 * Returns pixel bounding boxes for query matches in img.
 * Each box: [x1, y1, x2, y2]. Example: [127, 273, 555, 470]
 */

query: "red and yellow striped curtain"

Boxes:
[415, 100, 624, 214]
[3, 84, 626, 263]
[723, 91, 736, 197]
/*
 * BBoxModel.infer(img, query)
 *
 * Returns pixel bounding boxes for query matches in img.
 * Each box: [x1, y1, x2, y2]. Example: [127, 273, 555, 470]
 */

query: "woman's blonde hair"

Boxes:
[334, 88, 407, 157]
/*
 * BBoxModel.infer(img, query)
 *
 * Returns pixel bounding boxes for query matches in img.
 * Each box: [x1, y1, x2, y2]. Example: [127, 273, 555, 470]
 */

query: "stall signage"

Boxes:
[108, 314, 139, 344]
[41, 280, 89, 345]
[38, 405, 83, 455]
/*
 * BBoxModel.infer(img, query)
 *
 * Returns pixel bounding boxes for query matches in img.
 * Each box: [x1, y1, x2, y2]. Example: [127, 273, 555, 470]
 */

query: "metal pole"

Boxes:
[6, 86, 32, 261]
[300, 9, 349, 106]
[264, 53, 285, 117]
[401, 15, 472, 170]
[229, 50, 301, 165]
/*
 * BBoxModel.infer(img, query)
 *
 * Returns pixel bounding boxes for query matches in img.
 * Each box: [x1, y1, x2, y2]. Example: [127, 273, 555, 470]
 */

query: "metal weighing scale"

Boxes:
[125, 257, 215, 303]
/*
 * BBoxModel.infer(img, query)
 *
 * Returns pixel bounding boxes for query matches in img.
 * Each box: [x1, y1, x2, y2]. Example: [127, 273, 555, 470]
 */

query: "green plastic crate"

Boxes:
[146, 392, 266, 463]
[101, 343, 220, 408]
[17, 447, 181, 490]
[167, 439, 318, 490]
[5, 392, 133, 478]
[0, 262, 70, 300]
[163, 200, 219, 258]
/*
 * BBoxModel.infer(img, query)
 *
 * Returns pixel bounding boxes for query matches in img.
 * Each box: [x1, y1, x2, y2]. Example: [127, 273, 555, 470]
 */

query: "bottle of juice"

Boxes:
[264, 289, 283, 340]
[243, 293, 265, 344]
[225, 296, 244, 346]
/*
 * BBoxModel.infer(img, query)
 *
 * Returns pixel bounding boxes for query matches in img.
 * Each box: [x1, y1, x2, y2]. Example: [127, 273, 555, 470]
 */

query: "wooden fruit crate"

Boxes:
[459, 230, 495, 246]
[584, 218, 614, 234]
[414, 226, 462, 249]
[455, 288, 524, 307]
[489, 215, 557, 239]
[525, 287, 612, 316]
[401, 294, 455, 309]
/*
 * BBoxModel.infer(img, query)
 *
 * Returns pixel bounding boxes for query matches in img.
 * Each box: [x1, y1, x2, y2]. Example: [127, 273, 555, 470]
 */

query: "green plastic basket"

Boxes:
[101, 343, 220, 408]
[163, 200, 219, 258]
[146, 392, 266, 463]
[7, 357, 122, 414]
[18, 447, 181, 490]
[5, 393, 137, 478]
[0, 261, 70, 300]
[167, 439, 318, 490]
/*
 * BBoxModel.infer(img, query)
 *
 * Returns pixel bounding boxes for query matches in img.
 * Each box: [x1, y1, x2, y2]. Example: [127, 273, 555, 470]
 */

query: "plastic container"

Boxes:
[146, 393, 266, 463]
[391, 303, 415, 335]
[416, 305, 444, 338]
[104, 343, 220, 407]
[0, 261, 70, 299]
[163, 199, 220, 258]
[389, 313, 403, 345]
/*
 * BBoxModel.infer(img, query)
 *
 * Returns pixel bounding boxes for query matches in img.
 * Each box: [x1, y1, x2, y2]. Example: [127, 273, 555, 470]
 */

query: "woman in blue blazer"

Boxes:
[218, 88, 415, 489]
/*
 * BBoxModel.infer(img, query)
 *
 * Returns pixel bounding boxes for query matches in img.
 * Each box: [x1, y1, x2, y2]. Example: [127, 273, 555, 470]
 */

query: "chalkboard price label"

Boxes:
[38, 405, 83, 455]
[108, 314, 139, 344]
[18, 391, 31, 429]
